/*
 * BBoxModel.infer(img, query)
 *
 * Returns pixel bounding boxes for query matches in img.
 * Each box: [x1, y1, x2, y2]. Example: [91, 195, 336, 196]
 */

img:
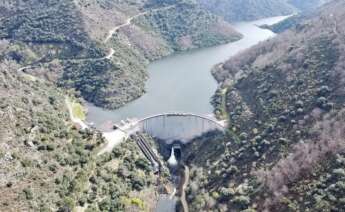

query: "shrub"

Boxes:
[130, 198, 144, 209]
[232, 195, 250, 208]
[256, 109, 345, 208]
[23, 188, 33, 200]
[135, 158, 151, 171]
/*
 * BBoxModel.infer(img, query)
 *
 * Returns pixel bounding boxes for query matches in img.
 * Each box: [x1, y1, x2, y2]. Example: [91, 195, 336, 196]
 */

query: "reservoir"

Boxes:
[86, 16, 288, 128]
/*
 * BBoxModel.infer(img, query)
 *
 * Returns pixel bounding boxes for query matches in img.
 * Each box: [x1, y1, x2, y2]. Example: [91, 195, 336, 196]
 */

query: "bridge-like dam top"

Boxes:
[137, 112, 225, 129]
[134, 113, 226, 143]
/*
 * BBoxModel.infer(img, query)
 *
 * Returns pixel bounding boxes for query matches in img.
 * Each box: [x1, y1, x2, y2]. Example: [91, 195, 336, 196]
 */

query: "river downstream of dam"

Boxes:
[86, 16, 288, 129]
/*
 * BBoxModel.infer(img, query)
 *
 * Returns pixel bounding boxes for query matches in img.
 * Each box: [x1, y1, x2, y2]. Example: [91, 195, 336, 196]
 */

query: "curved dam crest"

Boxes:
[86, 16, 288, 130]
[86, 15, 291, 212]
[136, 113, 225, 144]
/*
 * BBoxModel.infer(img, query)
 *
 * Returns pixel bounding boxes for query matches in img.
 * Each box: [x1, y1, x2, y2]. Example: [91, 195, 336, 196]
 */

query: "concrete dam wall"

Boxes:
[136, 113, 225, 144]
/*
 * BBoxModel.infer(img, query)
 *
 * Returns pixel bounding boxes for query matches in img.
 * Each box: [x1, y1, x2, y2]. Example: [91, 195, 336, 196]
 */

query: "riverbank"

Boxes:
[86, 16, 289, 127]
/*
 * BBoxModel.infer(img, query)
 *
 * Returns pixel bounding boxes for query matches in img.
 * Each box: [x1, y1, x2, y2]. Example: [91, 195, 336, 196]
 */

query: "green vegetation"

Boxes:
[0, 0, 104, 60]
[196, 0, 329, 22]
[0, 56, 164, 210]
[287, 0, 330, 11]
[197, 0, 295, 22]
[83, 136, 169, 211]
[0, 0, 242, 110]
[72, 102, 86, 121]
[184, 1, 345, 211]
[261, 13, 308, 33]
[137, 1, 242, 51]
[0, 1, 243, 207]
[2, 0, 342, 211]
[0, 59, 106, 211]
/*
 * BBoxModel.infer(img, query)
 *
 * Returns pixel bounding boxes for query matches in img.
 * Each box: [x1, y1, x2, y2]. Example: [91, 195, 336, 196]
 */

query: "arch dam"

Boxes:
[120, 113, 226, 144]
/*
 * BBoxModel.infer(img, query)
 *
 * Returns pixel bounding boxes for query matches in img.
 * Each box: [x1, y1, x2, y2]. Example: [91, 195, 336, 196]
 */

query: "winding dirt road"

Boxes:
[16, 5, 173, 75]
[104, 5, 175, 43]
[104, 12, 145, 43]
[15, 5, 176, 157]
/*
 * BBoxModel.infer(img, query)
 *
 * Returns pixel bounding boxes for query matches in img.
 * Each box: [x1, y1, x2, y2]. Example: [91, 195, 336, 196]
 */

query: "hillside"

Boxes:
[0, 0, 242, 109]
[0, 57, 104, 211]
[260, 13, 307, 33]
[0, 0, 239, 210]
[197, 0, 295, 22]
[0, 56, 168, 210]
[196, 0, 329, 22]
[288, 0, 331, 11]
[183, 0, 345, 211]
[261, 0, 333, 34]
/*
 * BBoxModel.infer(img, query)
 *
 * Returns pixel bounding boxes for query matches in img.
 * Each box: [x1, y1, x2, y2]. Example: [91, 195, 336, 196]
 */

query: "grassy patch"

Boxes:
[22, 73, 37, 82]
[72, 102, 86, 121]
[220, 87, 229, 120]
[130, 197, 145, 210]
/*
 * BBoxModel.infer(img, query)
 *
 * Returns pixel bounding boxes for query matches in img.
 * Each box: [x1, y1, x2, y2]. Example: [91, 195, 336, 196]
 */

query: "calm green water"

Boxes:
[87, 16, 288, 129]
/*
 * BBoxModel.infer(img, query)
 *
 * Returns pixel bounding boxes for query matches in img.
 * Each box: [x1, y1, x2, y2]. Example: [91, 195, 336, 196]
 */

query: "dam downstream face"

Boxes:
[138, 114, 224, 144]
[86, 16, 288, 128]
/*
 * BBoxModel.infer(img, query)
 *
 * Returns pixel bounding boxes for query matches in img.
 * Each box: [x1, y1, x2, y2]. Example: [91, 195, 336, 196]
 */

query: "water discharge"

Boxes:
[87, 16, 290, 212]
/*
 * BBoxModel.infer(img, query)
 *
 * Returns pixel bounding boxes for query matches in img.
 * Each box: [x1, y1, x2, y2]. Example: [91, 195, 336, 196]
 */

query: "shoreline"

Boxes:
[85, 15, 289, 128]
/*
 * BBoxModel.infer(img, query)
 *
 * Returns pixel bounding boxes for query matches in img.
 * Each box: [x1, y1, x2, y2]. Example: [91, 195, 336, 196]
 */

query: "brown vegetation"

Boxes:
[187, 1, 345, 211]
[256, 109, 345, 208]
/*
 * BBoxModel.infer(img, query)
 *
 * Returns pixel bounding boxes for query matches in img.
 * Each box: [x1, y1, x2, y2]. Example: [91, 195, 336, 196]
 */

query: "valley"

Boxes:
[86, 16, 287, 127]
[82, 15, 288, 212]
[1, 0, 345, 211]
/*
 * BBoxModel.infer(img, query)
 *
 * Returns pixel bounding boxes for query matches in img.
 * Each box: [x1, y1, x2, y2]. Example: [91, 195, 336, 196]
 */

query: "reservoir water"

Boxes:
[86, 16, 288, 129]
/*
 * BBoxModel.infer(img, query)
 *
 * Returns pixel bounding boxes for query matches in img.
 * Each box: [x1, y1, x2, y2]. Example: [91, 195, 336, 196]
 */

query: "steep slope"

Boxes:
[0, 57, 169, 211]
[196, 0, 295, 22]
[0, 58, 105, 211]
[0, 0, 242, 109]
[0, 0, 239, 210]
[196, 0, 330, 22]
[262, 0, 333, 33]
[0, 0, 104, 60]
[84, 135, 172, 211]
[66, 0, 242, 109]
[260, 13, 308, 33]
[184, 0, 345, 211]
[288, 0, 331, 11]
[136, 2, 241, 51]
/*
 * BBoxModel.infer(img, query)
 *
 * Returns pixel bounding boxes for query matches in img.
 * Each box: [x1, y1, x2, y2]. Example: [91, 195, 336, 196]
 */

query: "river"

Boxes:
[86, 16, 288, 129]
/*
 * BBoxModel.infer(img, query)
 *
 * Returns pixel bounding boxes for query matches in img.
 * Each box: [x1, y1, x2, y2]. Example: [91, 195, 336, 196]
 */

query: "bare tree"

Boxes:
[255, 109, 345, 208]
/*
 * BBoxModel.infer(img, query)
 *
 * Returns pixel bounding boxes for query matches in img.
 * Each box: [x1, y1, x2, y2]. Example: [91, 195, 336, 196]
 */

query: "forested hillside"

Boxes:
[262, 0, 332, 33]
[0, 0, 241, 109]
[197, 0, 329, 22]
[0, 56, 104, 210]
[0, 0, 241, 210]
[183, 0, 345, 211]
[288, 0, 331, 11]
[0, 56, 168, 211]
[3, 0, 345, 211]
[197, 0, 294, 22]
